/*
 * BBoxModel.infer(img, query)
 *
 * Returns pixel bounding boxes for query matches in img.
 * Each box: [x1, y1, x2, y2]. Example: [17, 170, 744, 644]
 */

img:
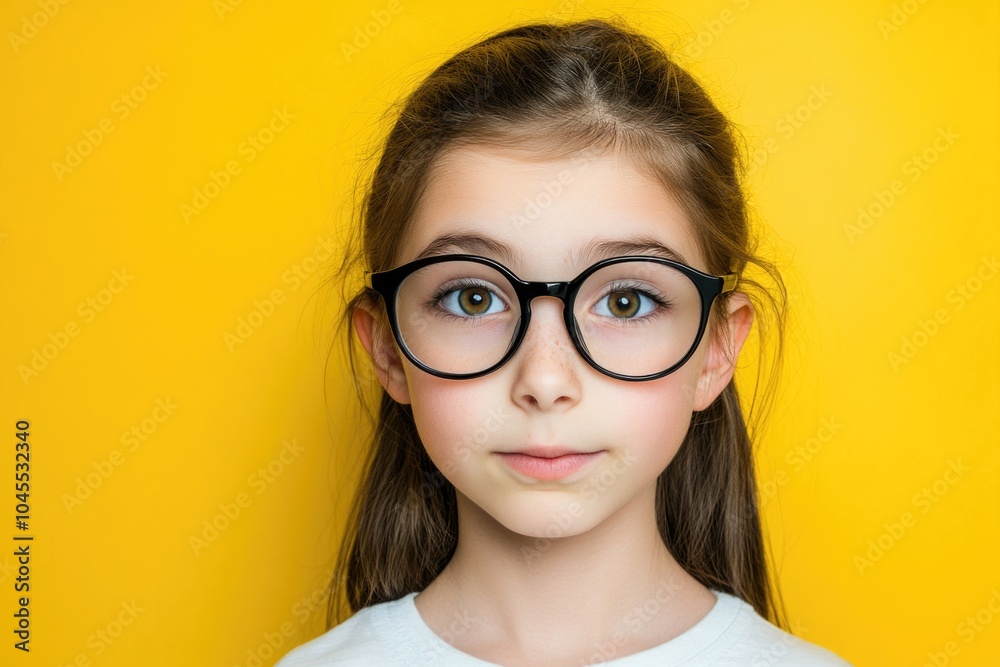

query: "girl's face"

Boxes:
[356, 145, 753, 539]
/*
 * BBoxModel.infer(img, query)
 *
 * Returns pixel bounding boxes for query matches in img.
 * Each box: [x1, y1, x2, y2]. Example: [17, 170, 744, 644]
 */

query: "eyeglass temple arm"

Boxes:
[721, 273, 739, 293]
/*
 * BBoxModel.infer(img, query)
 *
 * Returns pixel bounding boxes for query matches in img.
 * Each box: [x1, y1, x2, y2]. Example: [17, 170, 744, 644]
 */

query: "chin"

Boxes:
[482, 492, 605, 542]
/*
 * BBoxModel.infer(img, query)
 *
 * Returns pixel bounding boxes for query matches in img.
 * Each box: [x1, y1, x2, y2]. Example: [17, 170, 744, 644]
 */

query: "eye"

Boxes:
[593, 285, 661, 319]
[438, 282, 507, 317]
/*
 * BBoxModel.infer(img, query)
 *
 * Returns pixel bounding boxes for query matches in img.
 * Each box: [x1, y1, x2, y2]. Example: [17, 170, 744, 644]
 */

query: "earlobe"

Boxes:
[352, 302, 412, 405]
[692, 292, 754, 412]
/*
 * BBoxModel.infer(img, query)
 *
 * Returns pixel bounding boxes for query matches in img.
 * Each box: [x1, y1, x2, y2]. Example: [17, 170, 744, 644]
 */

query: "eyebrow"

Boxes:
[414, 233, 521, 265]
[413, 232, 688, 267]
[582, 236, 688, 265]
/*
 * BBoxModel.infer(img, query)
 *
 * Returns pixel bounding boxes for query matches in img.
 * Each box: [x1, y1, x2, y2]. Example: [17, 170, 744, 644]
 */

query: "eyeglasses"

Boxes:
[367, 254, 738, 382]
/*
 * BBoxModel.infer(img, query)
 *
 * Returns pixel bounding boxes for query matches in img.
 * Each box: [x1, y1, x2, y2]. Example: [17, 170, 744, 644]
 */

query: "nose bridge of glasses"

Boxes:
[517, 281, 578, 350]
[523, 280, 571, 301]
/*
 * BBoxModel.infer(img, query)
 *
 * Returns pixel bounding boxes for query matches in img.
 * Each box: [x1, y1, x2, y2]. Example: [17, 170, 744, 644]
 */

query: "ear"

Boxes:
[692, 292, 754, 412]
[352, 301, 412, 405]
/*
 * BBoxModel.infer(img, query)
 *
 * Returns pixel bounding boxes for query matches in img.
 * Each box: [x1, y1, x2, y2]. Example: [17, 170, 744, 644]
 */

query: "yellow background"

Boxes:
[1, 1, 997, 665]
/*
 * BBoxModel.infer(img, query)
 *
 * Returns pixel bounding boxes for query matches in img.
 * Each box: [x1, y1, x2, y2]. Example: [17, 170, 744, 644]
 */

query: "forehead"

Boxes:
[398, 144, 704, 279]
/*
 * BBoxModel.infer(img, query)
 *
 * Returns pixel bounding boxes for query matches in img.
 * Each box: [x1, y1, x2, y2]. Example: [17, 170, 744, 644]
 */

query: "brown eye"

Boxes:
[435, 281, 506, 318]
[606, 291, 640, 318]
[459, 287, 492, 315]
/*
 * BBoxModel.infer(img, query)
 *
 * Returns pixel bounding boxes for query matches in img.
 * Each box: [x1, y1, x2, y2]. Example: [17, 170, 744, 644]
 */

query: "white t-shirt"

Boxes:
[275, 589, 853, 666]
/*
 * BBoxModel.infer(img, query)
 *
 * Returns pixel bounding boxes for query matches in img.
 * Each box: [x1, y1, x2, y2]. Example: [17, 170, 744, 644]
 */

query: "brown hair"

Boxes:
[323, 17, 789, 631]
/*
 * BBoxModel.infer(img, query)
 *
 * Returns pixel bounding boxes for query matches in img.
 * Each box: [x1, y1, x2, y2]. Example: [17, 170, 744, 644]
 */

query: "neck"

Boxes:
[414, 483, 717, 665]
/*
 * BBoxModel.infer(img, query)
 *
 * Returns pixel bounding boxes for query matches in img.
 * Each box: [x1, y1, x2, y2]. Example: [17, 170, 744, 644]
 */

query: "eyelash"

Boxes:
[594, 281, 672, 325]
[426, 279, 509, 320]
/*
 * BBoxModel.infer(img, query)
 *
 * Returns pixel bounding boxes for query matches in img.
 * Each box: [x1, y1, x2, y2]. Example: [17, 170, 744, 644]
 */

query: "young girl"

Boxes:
[278, 18, 852, 666]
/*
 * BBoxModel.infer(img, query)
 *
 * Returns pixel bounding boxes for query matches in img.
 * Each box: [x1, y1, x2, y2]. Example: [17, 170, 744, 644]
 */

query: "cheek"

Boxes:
[600, 370, 700, 462]
[406, 372, 506, 470]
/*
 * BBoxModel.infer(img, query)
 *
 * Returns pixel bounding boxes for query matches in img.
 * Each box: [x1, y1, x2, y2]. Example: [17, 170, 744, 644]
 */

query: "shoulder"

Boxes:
[274, 595, 411, 667]
[707, 591, 854, 666]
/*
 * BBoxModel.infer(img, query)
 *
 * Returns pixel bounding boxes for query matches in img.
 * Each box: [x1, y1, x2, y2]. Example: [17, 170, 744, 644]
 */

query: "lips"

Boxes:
[501, 446, 600, 458]
[494, 448, 605, 481]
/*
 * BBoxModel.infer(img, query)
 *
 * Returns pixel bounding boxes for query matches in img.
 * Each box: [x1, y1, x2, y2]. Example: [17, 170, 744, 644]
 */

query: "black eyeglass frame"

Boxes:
[367, 254, 739, 382]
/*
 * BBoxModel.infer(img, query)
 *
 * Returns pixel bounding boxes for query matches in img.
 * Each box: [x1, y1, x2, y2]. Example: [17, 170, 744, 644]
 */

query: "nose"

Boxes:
[508, 296, 583, 411]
